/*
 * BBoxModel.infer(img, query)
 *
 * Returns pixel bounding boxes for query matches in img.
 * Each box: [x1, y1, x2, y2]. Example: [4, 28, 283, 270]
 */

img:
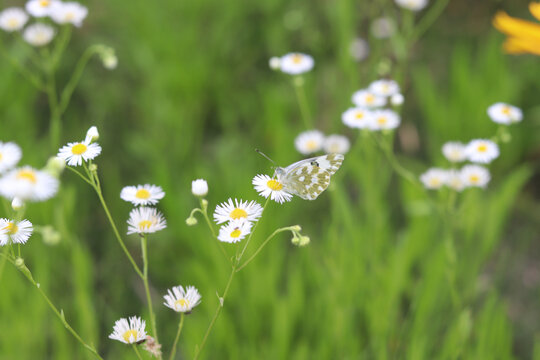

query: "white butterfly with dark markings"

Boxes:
[274, 153, 344, 200]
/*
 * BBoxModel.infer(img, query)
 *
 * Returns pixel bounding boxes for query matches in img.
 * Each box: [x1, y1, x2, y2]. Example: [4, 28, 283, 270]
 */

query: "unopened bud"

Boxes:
[269, 56, 281, 70]
[11, 197, 24, 210]
[89, 164, 98, 172]
[298, 235, 310, 246]
[290, 225, 301, 232]
[191, 179, 208, 197]
[85, 126, 99, 143]
[186, 216, 198, 226]
[15, 257, 24, 268]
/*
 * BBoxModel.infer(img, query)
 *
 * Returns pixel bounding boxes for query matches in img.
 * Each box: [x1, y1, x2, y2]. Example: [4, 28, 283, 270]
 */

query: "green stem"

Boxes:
[194, 262, 237, 360]
[0, 46, 45, 90]
[374, 133, 419, 187]
[198, 200, 230, 262]
[0, 246, 9, 284]
[236, 226, 295, 272]
[66, 166, 94, 186]
[292, 77, 312, 129]
[411, 0, 451, 42]
[132, 344, 143, 360]
[141, 235, 159, 343]
[169, 313, 185, 360]
[51, 25, 72, 71]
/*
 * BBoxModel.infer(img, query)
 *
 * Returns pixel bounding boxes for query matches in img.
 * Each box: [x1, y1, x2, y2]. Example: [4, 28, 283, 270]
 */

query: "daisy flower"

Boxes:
[25, 0, 60, 17]
[351, 89, 386, 108]
[420, 168, 448, 189]
[460, 165, 490, 188]
[395, 0, 429, 11]
[252, 174, 292, 204]
[0, 142, 22, 173]
[57, 139, 101, 166]
[323, 135, 350, 154]
[191, 179, 208, 197]
[163, 285, 202, 313]
[368, 109, 401, 130]
[369, 79, 400, 97]
[487, 103, 523, 124]
[23, 23, 55, 46]
[442, 142, 467, 163]
[217, 219, 252, 243]
[0, 8, 29, 32]
[0, 219, 33, 246]
[342, 107, 373, 129]
[120, 184, 165, 206]
[465, 139, 500, 164]
[127, 207, 167, 235]
[349, 37, 369, 61]
[50, 2, 87, 27]
[446, 170, 465, 192]
[279, 53, 314, 75]
[294, 130, 325, 155]
[371, 17, 396, 39]
[214, 198, 263, 224]
[0, 166, 59, 202]
[390, 93, 404, 106]
[109, 316, 147, 344]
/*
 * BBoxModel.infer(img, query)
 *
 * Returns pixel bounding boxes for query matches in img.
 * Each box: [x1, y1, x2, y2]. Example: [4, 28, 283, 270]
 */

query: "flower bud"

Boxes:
[89, 164, 98, 172]
[186, 216, 198, 226]
[191, 179, 208, 197]
[11, 197, 24, 210]
[85, 126, 99, 143]
[269, 56, 281, 70]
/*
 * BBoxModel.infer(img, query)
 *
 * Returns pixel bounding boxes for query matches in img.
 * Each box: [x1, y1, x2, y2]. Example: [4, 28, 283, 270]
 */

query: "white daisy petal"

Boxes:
[213, 198, 263, 224]
[460, 165, 490, 188]
[0, 8, 29, 32]
[57, 140, 101, 166]
[25, 0, 60, 17]
[0, 218, 33, 245]
[217, 219, 252, 243]
[369, 79, 400, 97]
[127, 207, 167, 235]
[368, 109, 401, 130]
[294, 130, 325, 155]
[323, 135, 350, 154]
[0, 166, 59, 202]
[342, 107, 373, 129]
[442, 142, 467, 163]
[279, 53, 314, 75]
[23, 23, 55, 46]
[120, 184, 165, 206]
[420, 168, 448, 189]
[0, 142, 22, 173]
[487, 103, 523, 124]
[465, 139, 499, 164]
[163, 285, 202, 313]
[351, 89, 386, 108]
[252, 174, 292, 204]
[395, 0, 429, 11]
[50, 1, 88, 27]
[108, 316, 147, 344]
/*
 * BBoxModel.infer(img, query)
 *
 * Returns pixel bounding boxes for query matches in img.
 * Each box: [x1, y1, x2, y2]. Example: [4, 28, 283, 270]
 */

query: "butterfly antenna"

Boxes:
[255, 149, 276, 166]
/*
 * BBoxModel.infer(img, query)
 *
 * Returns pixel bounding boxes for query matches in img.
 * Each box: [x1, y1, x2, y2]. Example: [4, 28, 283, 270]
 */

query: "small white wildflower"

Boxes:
[191, 179, 208, 197]
[395, 0, 429, 11]
[217, 219, 252, 243]
[214, 198, 263, 224]
[109, 316, 147, 344]
[25, 0, 60, 17]
[369, 79, 400, 97]
[0, 8, 29, 32]
[23, 23, 55, 46]
[371, 17, 396, 39]
[269, 56, 281, 70]
[57, 139, 101, 166]
[163, 285, 202, 313]
[0, 166, 59, 202]
[446, 170, 465, 192]
[121, 184, 165, 206]
[50, 1, 87, 27]
[390, 93, 404, 106]
[0, 142, 22, 173]
[487, 103, 523, 124]
[279, 53, 314, 75]
[442, 142, 467, 163]
[342, 107, 373, 129]
[85, 126, 99, 143]
[465, 139, 500, 164]
[294, 130, 325, 155]
[252, 174, 292, 204]
[460, 165, 490, 188]
[368, 109, 401, 130]
[420, 168, 448, 189]
[127, 207, 167, 235]
[349, 38, 369, 61]
[323, 135, 350, 154]
[0, 219, 33, 246]
[351, 89, 386, 108]
[11, 197, 24, 210]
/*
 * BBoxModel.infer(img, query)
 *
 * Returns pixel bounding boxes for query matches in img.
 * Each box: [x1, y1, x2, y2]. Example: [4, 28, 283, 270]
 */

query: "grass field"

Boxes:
[1, 0, 540, 359]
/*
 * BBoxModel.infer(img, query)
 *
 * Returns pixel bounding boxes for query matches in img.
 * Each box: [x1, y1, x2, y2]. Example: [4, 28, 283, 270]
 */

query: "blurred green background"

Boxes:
[1, 0, 540, 358]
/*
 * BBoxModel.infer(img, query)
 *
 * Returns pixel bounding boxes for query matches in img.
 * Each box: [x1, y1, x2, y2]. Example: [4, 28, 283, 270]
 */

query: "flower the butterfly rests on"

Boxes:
[253, 153, 344, 203]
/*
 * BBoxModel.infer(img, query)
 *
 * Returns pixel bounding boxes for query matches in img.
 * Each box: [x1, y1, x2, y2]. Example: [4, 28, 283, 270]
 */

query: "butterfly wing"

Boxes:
[281, 154, 344, 200]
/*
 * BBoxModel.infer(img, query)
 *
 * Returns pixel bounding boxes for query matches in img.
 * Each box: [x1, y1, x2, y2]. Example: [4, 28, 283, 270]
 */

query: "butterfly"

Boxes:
[274, 153, 344, 200]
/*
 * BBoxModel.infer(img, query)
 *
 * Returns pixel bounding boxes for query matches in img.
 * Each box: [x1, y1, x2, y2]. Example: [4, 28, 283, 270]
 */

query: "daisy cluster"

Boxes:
[269, 52, 314, 75]
[342, 79, 403, 132]
[214, 198, 263, 243]
[420, 102, 523, 191]
[121, 184, 166, 235]
[294, 130, 350, 155]
[0, 0, 88, 47]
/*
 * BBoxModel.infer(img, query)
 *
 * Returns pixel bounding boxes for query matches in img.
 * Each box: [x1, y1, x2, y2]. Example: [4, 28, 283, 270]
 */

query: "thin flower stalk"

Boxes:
[141, 234, 159, 343]
[169, 313, 185, 360]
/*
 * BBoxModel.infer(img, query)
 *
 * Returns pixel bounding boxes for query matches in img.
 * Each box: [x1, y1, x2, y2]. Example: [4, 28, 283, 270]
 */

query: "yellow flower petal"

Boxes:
[493, 11, 540, 41]
[503, 37, 540, 55]
[529, 2, 540, 22]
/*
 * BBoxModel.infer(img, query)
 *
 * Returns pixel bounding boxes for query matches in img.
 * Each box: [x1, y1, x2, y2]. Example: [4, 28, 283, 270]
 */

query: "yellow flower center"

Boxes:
[230, 208, 248, 220]
[292, 54, 303, 64]
[366, 94, 375, 104]
[122, 330, 138, 343]
[501, 106, 511, 115]
[71, 143, 87, 155]
[40, 0, 50, 7]
[377, 117, 387, 125]
[4, 222, 18, 235]
[476, 144, 488, 153]
[65, 12, 75, 20]
[469, 175, 479, 183]
[230, 229, 242, 238]
[7, 19, 18, 27]
[16, 170, 37, 184]
[135, 189, 151, 199]
[138, 220, 153, 230]
[355, 112, 364, 119]
[175, 298, 189, 308]
[0, 153, 3, 161]
[429, 178, 441, 187]
[267, 179, 283, 191]
[305, 140, 318, 150]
